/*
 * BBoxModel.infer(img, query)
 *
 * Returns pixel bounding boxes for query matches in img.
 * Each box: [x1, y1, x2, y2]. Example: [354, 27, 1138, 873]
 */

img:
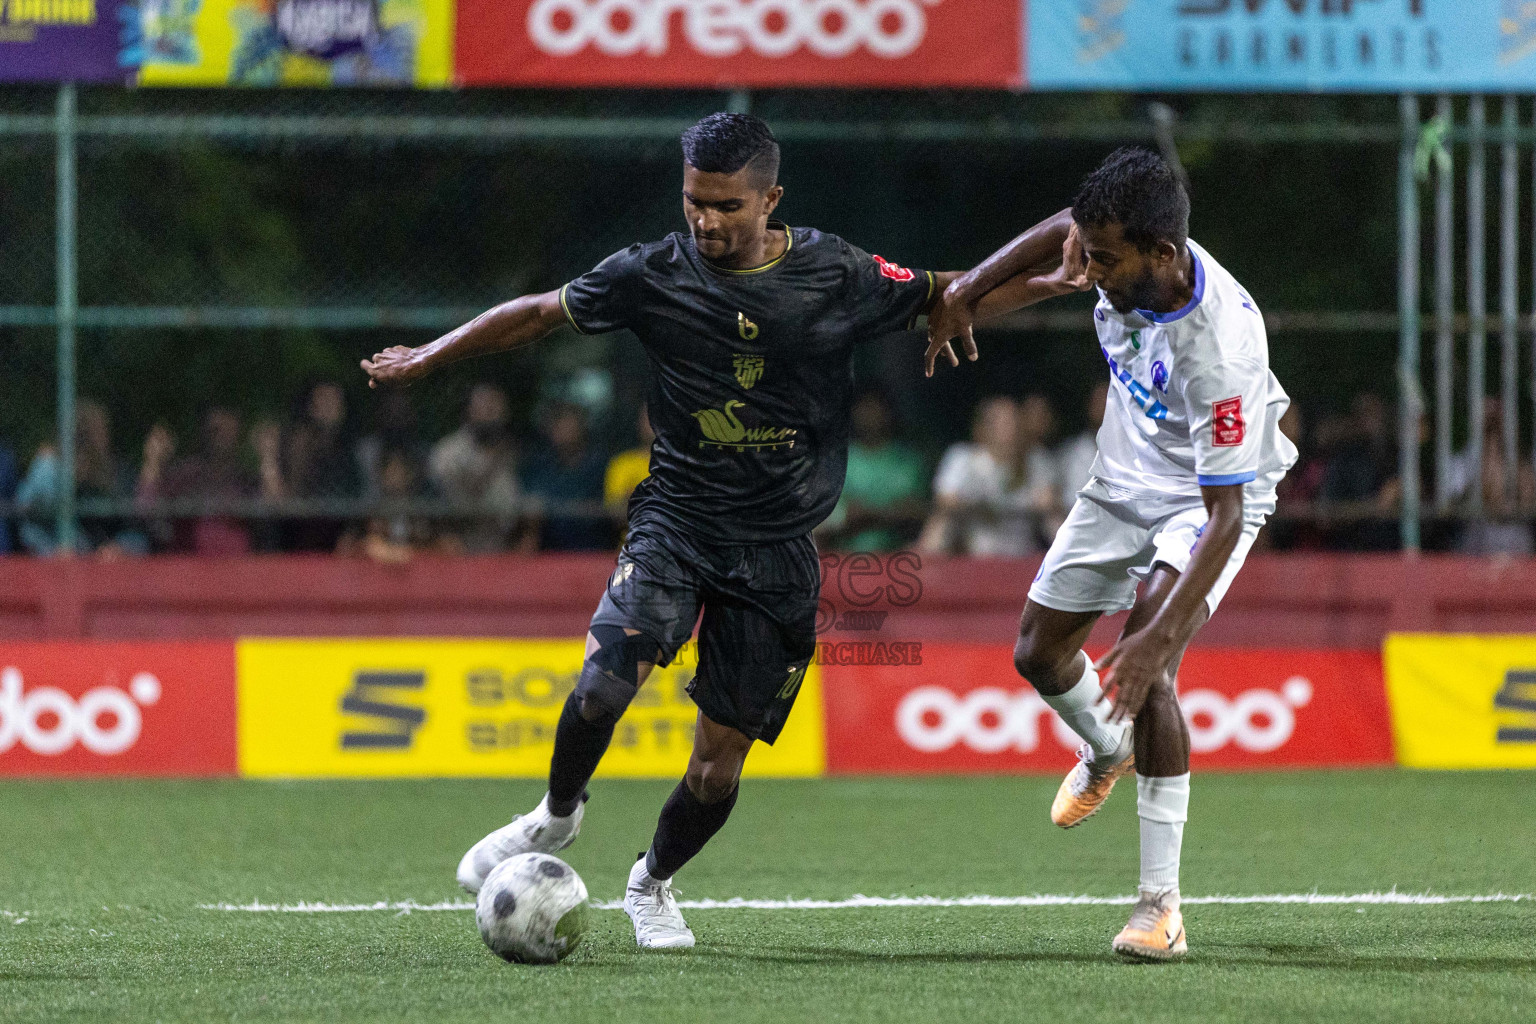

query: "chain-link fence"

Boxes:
[0, 85, 1525, 558]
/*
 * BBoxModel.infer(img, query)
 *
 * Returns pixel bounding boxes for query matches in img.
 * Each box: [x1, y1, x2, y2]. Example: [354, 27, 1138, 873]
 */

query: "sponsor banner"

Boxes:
[0, 642, 237, 776]
[824, 644, 1391, 773]
[1029, 0, 1536, 93]
[1384, 634, 1536, 769]
[455, 0, 1022, 88]
[133, 0, 453, 87]
[236, 638, 824, 778]
[0, 0, 135, 83]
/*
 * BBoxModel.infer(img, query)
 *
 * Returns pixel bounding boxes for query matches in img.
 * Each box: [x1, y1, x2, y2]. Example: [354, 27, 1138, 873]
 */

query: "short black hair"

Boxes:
[1071, 147, 1189, 252]
[681, 112, 780, 189]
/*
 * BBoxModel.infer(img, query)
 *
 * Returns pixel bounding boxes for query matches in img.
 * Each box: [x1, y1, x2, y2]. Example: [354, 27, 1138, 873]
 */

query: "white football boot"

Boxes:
[623, 856, 695, 949]
[456, 794, 584, 894]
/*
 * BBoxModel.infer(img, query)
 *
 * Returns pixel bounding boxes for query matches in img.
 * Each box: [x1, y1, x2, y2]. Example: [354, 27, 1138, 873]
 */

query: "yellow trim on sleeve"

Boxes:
[558, 283, 588, 335]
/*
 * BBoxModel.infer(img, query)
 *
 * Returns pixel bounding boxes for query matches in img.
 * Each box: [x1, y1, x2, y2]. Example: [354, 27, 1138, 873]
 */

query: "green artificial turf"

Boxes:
[2, 771, 1533, 1023]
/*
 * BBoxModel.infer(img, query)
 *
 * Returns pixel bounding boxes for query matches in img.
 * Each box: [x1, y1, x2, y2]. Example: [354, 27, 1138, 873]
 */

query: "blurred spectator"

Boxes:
[357, 390, 428, 500]
[604, 403, 655, 522]
[16, 401, 147, 558]
[918, 395, 1061, 557]
[338, 448, 460, 563]
[429, 383, 522, 552]
[1447, 398, 1536, 555]
[823, 391, 927, 552]
[1314, 394, 1399, 551]
[1055, 380, 1109, 502]
[137, 407, 281, 555]
[0, 439, 17, 554]
[283, 382, 361, 552]
[523, 401, 612, 551]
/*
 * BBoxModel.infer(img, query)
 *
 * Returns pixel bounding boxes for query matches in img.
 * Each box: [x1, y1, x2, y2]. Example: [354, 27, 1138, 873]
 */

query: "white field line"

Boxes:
[198, 891, 1534, 914]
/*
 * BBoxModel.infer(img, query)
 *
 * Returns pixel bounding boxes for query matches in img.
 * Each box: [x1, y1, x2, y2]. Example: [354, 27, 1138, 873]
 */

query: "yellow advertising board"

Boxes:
[236, 638, 825, 778]
[1383, 634, 1536, 769]
[136, 0, 452, 87]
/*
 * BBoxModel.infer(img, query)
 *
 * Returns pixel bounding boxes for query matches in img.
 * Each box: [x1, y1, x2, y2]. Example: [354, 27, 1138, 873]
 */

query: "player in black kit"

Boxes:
[362, 113, 1081, 949]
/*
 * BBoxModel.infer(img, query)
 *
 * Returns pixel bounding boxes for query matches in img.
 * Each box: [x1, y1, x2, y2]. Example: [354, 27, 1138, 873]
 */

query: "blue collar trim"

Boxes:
[1136, 247, 1205, 324]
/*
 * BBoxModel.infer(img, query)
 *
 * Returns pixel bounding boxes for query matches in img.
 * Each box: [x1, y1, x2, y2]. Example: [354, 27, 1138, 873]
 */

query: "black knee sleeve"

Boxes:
[576, 624, 660, 721]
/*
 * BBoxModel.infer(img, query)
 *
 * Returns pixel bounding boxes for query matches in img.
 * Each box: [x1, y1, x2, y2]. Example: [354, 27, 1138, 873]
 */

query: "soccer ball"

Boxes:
[474, 853, 588, 964]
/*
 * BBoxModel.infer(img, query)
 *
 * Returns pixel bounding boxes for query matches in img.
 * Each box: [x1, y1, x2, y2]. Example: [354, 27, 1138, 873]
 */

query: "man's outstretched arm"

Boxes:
[361, 290, 568, 388]
[922, 218, 1090, 376]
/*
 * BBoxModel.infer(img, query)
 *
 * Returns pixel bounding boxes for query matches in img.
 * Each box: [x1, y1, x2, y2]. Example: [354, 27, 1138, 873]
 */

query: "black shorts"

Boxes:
[587, 515, 820, 744]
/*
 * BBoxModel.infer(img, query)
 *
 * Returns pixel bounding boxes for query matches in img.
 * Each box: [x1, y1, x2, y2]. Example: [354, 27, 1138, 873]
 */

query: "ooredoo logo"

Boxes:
[527, 0, 939, 59]
[0, 666, 162, 757]
[895, 677, 1314, 756]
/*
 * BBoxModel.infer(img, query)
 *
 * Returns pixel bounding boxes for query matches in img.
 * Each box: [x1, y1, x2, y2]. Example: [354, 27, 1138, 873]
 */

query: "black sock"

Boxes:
[644, 779, 739, 880]
[547, 693, 613, 817]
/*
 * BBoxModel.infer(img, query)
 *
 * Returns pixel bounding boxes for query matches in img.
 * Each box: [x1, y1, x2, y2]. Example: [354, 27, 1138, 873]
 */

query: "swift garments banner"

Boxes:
[454, 0, 1022, 88]
[0, 0, 135, 83]
[823, 644, 1393, 773]
[0, 642, 237, 776]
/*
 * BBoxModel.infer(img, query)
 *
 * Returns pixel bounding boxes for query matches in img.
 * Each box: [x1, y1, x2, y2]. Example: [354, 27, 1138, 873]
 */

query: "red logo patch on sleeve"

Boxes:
[1212, 396, 1246, 447]
[872, 255, 916, 282]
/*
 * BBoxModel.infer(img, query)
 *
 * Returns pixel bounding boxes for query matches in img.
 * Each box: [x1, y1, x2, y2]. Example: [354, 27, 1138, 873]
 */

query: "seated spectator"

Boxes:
[283, 382, 361, 552]
[1318, 394, 1399, 550]
[429, 382, 522, 552]
[357, 390, 427, 500]
[823, 391, 927, 552]
[1055, 381, 1108, 503]
[522, 401, 612, 551]
[137, 407, 281, 555]
[16, 400, 146, 558]
[0, 439, 18, 554]
[918, 395, 1061, 557]
[1447, 398, 1536, 555]
[338, 448, 460, 563]
[604, 403, 655, 524]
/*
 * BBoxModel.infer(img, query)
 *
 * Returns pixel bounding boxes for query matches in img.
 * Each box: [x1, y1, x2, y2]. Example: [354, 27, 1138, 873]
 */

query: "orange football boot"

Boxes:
[1050, 742, 1135, 828]
[1112, 891, 1188, 961]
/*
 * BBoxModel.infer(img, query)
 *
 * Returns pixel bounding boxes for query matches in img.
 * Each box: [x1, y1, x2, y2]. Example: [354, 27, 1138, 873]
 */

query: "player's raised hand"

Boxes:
[1094, 628, 1175, 724]
[1055, 222, 1092, 293]
[924, 282, 978, 377]
[361, 345, 428, 389]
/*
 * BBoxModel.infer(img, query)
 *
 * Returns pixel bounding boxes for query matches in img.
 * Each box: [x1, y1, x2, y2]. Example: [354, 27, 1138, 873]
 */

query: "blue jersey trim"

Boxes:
[1197, 470, 1256, 486]
[1136, 247, 1206, 324]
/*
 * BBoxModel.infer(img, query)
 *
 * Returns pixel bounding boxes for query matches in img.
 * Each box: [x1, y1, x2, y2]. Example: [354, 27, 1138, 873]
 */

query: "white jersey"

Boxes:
[1088, 238, 1296, 504]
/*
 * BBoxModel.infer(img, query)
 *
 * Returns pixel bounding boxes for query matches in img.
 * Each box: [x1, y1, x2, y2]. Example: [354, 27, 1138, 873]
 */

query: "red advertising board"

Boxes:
[0, 643, 237, 776]
[824, 644, 1393, 774]
[455, 0, 1022, 89]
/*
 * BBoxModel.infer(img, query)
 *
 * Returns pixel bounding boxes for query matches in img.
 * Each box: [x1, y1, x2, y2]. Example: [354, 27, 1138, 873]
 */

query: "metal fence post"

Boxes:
[1399, 93, 1422, 553]
[1500, 95, 1520, 509]
[54, 83, 78, 553]
[1434, 94, 1454, 513]
[1467, 94, 1487, 519]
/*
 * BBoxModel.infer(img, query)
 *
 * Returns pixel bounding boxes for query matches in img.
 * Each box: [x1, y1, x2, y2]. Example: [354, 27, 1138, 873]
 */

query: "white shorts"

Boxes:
[1027, 478, 1272, 618]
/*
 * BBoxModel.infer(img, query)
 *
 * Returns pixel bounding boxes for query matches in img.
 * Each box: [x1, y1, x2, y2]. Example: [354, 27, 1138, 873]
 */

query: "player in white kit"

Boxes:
[925, 149, 1296, 960]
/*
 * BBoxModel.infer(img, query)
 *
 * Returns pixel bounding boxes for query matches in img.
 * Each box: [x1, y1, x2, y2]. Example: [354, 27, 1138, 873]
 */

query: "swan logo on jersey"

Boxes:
[733, 352, 764, 388]
[691, 400, 797, 450]
[1151, 359, 1169, 393]
[872, 255, 915, 282]
[1212, 396, 1245, 446]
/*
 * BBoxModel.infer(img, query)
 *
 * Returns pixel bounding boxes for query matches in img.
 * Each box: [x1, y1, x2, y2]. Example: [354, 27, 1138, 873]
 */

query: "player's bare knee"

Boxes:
[685, 757, 742, 805]
[1013, 635, 1075, 694]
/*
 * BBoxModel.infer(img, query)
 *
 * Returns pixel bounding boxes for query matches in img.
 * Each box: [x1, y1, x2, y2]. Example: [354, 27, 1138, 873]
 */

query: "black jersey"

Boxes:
[561, 223, 934, 544]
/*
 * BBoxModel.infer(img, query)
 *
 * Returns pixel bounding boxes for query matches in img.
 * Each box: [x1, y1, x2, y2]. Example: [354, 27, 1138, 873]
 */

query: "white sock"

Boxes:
[1039, 657, 1127, 760]
[1137, 773, 1190, 901]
